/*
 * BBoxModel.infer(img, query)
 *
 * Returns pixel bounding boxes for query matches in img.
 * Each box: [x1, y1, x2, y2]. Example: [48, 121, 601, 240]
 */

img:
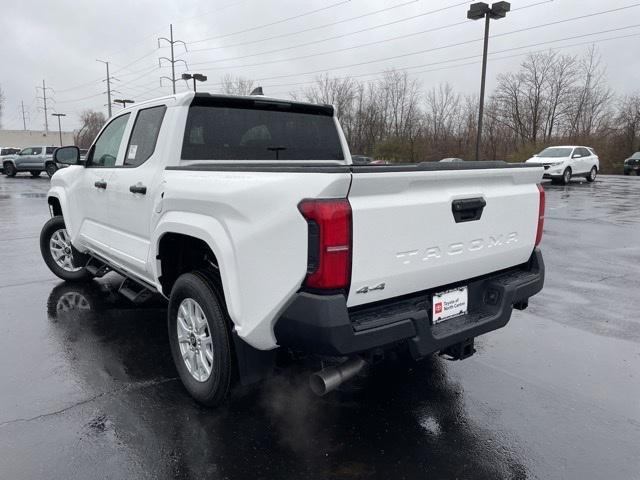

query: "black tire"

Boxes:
[40, 216, 91, 281]
[561, 167, 572, 185]
[624, 171, 630, 175]
[168, 272, 233, 407]
[30, 171, 41, 178]
[586, 166, 597, 182]
[4, 163, 16, 177]
[45, 163, 58, 178]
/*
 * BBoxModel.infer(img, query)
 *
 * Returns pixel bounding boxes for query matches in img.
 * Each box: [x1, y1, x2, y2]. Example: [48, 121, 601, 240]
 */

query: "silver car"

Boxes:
[2, 146, 57, 178]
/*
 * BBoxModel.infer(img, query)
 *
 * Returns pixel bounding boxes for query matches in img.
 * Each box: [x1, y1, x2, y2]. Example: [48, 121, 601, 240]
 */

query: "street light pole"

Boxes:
[181, 73, 208, 92]
[113, 99, 135, 109]
[467, 1, 510, 161]
[51, 113, 66, 146]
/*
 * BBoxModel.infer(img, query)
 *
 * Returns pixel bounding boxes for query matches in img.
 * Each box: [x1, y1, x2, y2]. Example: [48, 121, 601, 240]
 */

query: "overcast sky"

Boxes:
[1, 0, 639, 130]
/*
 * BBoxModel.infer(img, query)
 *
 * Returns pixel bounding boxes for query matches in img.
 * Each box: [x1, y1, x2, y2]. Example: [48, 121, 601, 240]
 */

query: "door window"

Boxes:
[124, 106, 166, 167]
[20, 148, 33, 155]
[31, 147, 42, 155]
[87, 114, 130, 168]
[579, 148, 591, 157]
[45, 147, 56, 154]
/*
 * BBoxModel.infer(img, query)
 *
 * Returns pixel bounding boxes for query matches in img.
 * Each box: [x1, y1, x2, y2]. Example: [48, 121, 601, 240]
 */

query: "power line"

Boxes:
[189, 0, 355, 45]
[211, 24, 640, 87]
[187, 0, 468, 54]
[189, 3, 640, 71]
[264, 31, 640, 96]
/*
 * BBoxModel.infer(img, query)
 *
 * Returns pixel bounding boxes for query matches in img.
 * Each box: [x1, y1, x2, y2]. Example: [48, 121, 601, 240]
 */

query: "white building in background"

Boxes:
[0, 129, 75, 149]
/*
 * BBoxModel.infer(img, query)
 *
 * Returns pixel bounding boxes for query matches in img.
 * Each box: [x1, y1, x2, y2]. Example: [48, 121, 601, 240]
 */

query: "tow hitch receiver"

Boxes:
[440, 338, 476, 360]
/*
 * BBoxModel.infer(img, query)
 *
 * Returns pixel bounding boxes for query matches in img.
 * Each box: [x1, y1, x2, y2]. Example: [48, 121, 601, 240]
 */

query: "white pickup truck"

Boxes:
[40, 92, 545, 406]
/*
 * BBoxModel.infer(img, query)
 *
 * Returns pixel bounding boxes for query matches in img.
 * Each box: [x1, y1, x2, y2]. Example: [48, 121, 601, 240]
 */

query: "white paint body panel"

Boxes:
[48, 91, 543, 351]
[347, 168, 542, 307]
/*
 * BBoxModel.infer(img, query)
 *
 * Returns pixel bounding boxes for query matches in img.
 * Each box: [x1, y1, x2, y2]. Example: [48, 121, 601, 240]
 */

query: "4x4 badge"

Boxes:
[356, 283, 386, 294]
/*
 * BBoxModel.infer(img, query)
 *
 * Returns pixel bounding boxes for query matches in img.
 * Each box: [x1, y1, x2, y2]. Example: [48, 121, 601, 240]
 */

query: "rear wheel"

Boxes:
[561, 167, 572, 185]
[168, 272, 233, 407]
[586, 166, 597, 182]
[30, 171, 41, 178]
[4, 163, 16, 177]
[45, 163, 58, 178]
[40, 216, 91, 281]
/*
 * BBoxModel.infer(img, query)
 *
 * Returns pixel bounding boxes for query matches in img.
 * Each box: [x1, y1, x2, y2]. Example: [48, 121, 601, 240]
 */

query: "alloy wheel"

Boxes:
[49, 229, 82, 272]
[176, 298, 214, 382]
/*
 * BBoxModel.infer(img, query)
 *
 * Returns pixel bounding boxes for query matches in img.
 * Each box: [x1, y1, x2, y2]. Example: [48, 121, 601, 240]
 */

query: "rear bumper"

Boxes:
[274, 249, 544, 357]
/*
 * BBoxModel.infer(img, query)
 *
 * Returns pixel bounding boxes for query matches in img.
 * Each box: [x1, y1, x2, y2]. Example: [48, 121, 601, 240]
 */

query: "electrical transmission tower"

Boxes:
[96, 59, 117, 118]
[21, 100, 28, 130]
[158, 24, 188, 94]
[36, 80, 54, 133]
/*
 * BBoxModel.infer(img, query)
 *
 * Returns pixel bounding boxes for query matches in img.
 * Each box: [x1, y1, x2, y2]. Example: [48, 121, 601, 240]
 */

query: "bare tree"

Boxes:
[616, 94, 640, 154]
[220, 74, 255, 95]
[74, 110, 106, 148]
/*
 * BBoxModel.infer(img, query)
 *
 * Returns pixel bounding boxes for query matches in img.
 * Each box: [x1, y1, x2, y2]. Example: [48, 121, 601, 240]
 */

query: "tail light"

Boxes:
[298, 198, 352, 291]
[535, 184, 545, 246]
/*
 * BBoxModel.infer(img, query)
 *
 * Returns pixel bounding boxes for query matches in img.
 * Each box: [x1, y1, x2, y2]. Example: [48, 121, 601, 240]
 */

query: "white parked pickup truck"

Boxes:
[40, 92, 545, 406]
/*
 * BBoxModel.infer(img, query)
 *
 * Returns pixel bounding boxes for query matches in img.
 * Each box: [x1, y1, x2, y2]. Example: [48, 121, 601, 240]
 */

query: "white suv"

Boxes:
[525, 146, 599, 184]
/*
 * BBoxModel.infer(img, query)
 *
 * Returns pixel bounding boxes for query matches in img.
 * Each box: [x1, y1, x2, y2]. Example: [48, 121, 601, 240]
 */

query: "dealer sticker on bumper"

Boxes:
[432, 287, 468, 324]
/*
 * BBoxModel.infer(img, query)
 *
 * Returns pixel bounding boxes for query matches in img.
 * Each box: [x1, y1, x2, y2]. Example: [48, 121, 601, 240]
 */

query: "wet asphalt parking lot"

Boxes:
[0, 173, 639, 480]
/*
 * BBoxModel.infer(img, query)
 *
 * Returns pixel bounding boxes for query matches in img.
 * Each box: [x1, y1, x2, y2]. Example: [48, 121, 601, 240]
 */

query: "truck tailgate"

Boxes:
[347, 164, 543, 307]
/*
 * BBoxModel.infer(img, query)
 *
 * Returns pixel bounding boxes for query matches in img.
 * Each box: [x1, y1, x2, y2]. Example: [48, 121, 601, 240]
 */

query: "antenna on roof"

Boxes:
[250, 86, 264, 96]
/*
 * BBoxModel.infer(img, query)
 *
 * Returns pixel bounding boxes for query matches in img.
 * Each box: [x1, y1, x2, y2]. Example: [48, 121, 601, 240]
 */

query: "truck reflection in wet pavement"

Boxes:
[41, 278, 527, 479]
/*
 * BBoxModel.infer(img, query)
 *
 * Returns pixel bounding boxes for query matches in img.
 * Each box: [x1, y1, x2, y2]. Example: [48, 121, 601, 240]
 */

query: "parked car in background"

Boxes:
[525, 146, 599, 184]
[351, 155, 374, 165]
[0, 147, 21, 174]
[440, 158, 464, 163]
[623, 152, 640, 175]
[2, 146, 59, 178]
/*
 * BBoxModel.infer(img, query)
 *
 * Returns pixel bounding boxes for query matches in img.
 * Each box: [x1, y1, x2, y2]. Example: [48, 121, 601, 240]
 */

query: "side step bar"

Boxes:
[85, 254, 156, 304]
[85, 257, 111, 278]
[118, 277, 154, 304]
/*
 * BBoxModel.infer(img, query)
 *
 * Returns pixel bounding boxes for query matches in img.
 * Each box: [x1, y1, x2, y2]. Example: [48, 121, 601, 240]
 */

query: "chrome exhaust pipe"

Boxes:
[309, 356, 367, 396]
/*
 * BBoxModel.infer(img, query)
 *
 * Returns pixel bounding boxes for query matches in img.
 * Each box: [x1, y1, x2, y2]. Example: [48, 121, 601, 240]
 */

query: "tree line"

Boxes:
[73, 47, 639, 173]
[283, 46, 638, 173]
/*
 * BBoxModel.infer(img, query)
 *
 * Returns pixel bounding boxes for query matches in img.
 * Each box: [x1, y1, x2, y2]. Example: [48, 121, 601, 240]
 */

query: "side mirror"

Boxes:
[572, 154, 582, 159]
[54, 146, 82, 165]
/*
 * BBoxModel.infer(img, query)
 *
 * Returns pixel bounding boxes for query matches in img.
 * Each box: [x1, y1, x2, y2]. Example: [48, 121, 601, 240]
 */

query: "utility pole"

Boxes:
[96, 59, 114, 118]
[159, 24, 188, 94]
[36, 80, 53, 133]
[21, 101, 27, 130]
[51, 113, 66, 146]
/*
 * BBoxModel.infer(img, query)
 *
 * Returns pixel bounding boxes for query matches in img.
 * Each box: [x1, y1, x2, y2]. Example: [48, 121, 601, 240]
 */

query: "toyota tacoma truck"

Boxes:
[40, 92, 545, 406]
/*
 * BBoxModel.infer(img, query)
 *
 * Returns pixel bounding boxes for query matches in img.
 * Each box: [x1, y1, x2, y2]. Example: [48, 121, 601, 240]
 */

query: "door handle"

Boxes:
[452, 197, 486, 223]
[129, 184, 147, 195]
[94, 180, 107, 189]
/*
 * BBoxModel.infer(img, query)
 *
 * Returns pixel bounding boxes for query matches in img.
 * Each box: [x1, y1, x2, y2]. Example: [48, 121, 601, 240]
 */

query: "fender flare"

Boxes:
[151, 211, 242, 329]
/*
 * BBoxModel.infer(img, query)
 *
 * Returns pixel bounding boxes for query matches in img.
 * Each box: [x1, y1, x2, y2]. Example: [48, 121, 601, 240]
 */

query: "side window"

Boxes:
[124, 106, 166, 167]
[45, 147, 56, 155]
[87, 113, 130, 168]
[20, 148, 32, 155]
[581, 148, 591, 157]
[32, 147, 43, 155]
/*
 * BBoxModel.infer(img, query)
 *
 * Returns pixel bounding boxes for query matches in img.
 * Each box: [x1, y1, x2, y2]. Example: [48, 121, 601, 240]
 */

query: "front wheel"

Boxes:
[40, 216, 91, 281]
[4, 163, 16, 177]
[45, 163, 58, 178]
[586, 166, 597, 182]
[561, 167, 572, 185]
[168, 272, 233, 407]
